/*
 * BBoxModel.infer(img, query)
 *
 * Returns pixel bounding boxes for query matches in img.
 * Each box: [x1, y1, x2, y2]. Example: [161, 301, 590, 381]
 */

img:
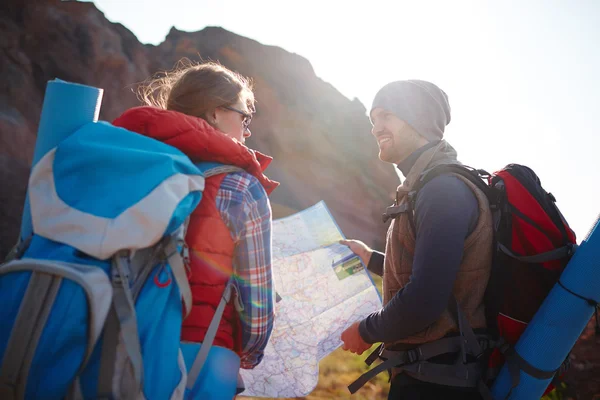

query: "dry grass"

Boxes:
[242, 344, 389, 400]
[303, 345, 390, 400]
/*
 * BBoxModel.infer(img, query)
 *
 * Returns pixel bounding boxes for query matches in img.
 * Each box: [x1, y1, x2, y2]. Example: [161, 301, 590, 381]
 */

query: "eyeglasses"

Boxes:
[222, 105, 253, 131]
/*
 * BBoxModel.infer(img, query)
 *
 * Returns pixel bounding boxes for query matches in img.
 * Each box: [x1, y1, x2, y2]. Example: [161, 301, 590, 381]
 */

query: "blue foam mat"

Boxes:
[20, 79, 103, 240]
[491, 216, 600, 399]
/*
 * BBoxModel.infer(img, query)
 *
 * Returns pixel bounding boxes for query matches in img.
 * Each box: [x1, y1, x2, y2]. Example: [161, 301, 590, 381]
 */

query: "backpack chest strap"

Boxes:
[382, 190, 418, 224]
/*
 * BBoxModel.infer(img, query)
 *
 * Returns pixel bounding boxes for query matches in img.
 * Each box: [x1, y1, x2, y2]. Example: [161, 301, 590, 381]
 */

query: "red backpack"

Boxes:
[414, 163, 578, 394]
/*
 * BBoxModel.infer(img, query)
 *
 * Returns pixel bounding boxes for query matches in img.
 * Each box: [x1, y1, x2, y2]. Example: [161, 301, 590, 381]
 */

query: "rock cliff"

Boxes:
[0, 0, 398, 258]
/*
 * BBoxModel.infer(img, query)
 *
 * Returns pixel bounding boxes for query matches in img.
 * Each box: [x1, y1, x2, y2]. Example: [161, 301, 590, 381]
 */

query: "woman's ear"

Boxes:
[206, 108, 219, 126]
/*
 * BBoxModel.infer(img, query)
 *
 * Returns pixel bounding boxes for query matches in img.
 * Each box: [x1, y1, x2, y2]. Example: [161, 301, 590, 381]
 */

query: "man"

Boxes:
[340, 80, 493, 399]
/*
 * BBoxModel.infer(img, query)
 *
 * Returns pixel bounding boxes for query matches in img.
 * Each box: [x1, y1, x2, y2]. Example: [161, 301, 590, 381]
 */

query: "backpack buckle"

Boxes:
[567, 243, 578, 256]
[498, 342, 511, 355]
[182, 242, 191, 273]
[405, 348, 420, 364]
[382, 204, 409, 223]
[112, 251, 132, 285]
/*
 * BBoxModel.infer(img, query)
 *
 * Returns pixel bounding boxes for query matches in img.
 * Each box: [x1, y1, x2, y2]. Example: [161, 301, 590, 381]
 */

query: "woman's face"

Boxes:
[213, 98, 253, 144]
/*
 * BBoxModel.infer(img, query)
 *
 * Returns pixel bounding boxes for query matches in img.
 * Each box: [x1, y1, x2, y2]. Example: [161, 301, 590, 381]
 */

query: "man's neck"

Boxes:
[397, 140, 441, 177]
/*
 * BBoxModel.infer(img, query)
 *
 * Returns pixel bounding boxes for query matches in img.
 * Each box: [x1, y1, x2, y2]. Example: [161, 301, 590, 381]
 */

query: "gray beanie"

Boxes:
[370, 80, 451, 142]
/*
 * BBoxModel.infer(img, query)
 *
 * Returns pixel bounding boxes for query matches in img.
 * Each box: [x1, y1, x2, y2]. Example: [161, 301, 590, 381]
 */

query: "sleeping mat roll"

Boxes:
[491, 214, 600, 399]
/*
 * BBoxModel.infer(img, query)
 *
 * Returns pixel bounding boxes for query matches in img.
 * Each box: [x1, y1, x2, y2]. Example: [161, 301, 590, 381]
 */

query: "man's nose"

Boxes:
[371, 122, 383, 136]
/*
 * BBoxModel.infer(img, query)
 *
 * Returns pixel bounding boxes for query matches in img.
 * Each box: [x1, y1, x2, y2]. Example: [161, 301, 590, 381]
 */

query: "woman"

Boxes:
[113, 60, 278, 398]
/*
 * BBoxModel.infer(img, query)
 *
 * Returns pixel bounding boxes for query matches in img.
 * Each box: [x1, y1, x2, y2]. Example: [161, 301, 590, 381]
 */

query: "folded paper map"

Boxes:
[240, 201, 382, 397]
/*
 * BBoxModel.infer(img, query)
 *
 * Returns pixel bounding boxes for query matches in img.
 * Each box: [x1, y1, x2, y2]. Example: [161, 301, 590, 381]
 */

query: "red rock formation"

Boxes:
[0, 0, 152, 166]
[0, 154, 29, 255]
[0, 0, 398, 259]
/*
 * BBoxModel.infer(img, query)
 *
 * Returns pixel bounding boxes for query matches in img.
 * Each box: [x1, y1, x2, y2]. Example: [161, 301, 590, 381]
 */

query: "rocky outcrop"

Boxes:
[1, 0, 153, 167]
[0, 154, 29, 255]
[0, 0, 398, 259]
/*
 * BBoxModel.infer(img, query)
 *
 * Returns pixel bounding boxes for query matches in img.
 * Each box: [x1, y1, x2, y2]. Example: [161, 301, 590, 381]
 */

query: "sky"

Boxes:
[91, 0, 599, 241]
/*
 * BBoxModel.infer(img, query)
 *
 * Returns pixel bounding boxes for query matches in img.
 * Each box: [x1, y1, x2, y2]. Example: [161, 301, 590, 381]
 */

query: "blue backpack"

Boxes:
[0, 121, 239, 400]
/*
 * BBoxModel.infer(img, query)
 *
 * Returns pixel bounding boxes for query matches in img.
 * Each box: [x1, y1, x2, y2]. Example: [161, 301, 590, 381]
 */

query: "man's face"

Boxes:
[370, 107, 417, 164]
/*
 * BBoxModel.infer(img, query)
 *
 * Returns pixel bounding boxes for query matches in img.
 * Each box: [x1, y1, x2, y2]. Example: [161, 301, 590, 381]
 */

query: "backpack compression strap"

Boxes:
[164, 237, 193, 318]
[97, 234, 192, 399]
[186, 279, 235, 390]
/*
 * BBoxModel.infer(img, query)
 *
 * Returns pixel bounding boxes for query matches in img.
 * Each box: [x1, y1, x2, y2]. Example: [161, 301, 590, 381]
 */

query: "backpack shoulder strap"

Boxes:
[0, 267, 62, 399]
[404, 164, 494, 234]
[195, 162, 245, 178]
[414, 164, 494, 201]
[381, 164, 493, 226]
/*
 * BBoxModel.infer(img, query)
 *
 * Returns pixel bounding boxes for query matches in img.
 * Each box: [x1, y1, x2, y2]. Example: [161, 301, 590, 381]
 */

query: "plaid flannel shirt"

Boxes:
[216, 171, 274, 369]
